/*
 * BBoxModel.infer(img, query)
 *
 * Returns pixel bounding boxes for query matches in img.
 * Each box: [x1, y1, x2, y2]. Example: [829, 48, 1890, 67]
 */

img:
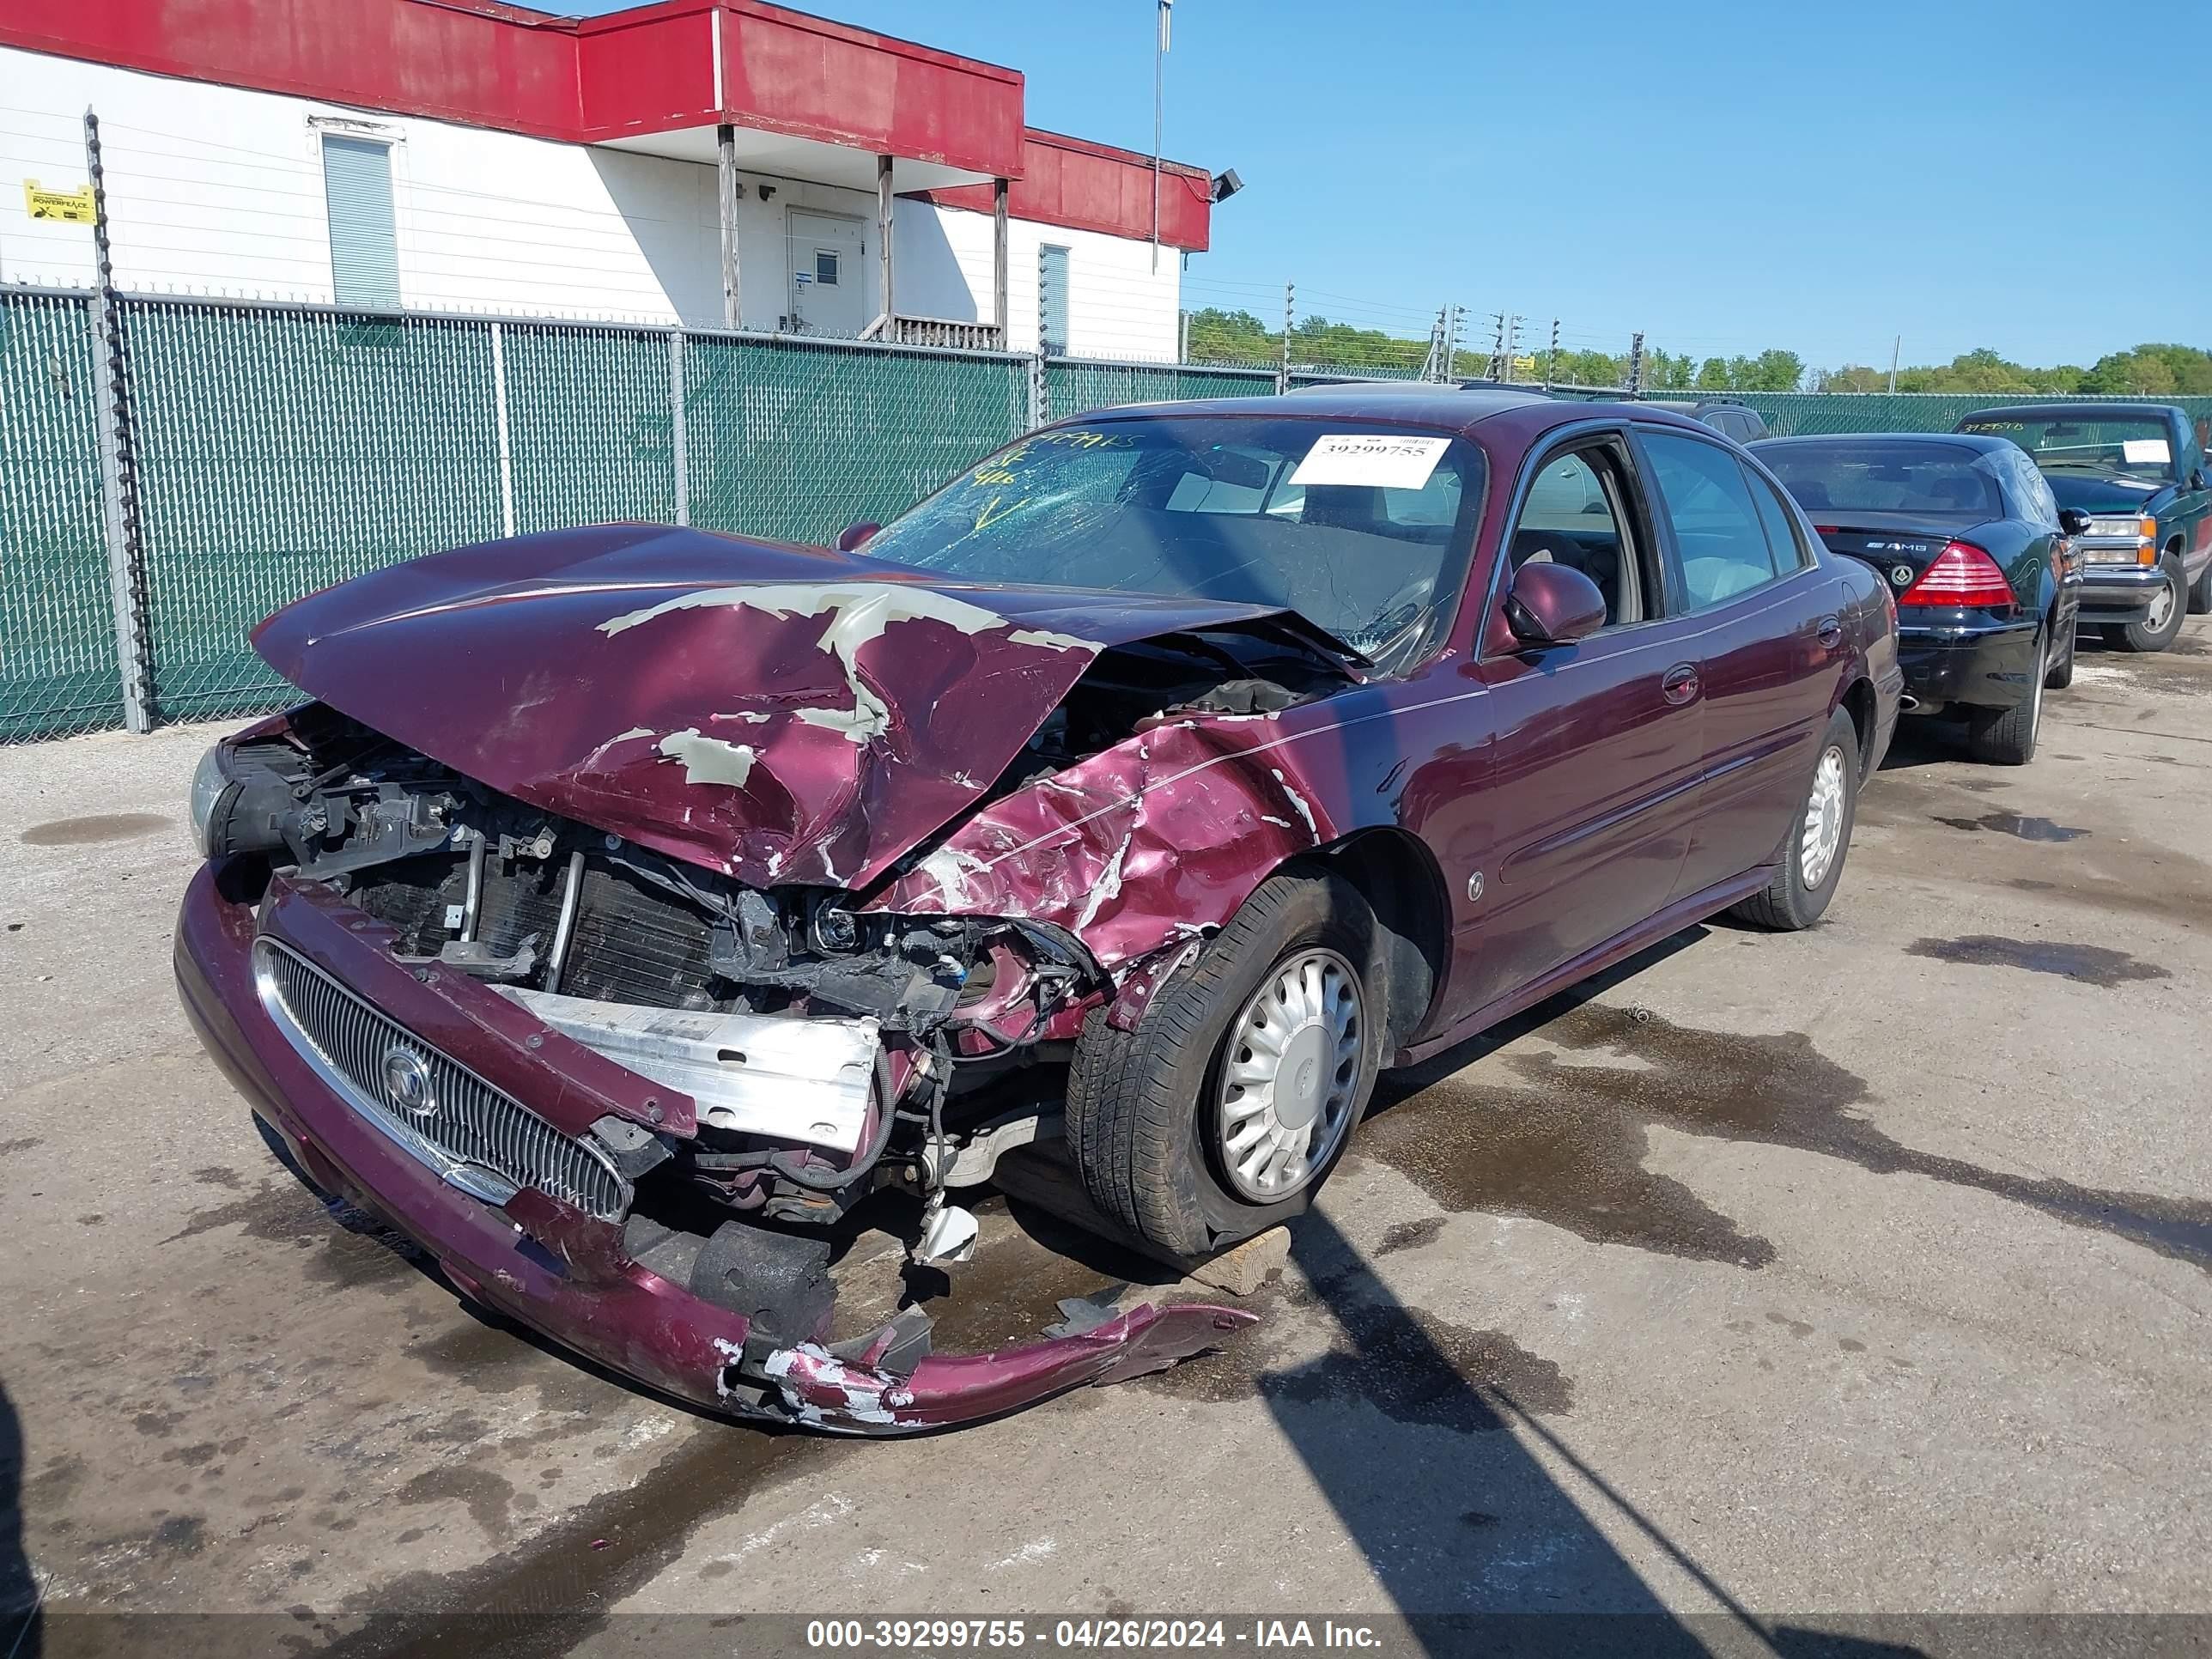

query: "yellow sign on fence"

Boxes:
[22, 179, 96, 223]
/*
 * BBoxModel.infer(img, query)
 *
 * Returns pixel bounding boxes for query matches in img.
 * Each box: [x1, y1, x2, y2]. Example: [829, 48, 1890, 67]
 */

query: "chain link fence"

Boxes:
[1, 289, 123, 742]
[9, 283, 2212, 745]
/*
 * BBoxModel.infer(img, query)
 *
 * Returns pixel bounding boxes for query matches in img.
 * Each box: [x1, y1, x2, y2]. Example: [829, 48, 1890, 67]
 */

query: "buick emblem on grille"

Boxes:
[380, 1043, 438, 1119]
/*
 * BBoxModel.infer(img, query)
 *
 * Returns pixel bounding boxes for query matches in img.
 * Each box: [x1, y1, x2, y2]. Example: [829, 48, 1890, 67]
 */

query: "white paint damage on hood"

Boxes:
[598, 582, 1104, 750]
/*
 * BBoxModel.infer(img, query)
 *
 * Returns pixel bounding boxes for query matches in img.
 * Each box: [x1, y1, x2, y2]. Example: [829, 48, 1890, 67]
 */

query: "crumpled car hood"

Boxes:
[253, 523, 1336, 892]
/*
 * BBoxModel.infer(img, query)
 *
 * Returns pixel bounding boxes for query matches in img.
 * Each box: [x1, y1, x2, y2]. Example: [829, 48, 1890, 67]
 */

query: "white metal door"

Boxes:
[786, 210, 866, 337]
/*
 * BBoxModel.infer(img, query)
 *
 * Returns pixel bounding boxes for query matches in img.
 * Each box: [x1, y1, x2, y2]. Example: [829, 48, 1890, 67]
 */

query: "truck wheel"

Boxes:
[1066, 871, 1384, 1261]
[1728, 708, 1859, 931]
[2118, 556, 2187, 652]
[2189, 560, 2212, 617]
[1968, 630, 2044, 765]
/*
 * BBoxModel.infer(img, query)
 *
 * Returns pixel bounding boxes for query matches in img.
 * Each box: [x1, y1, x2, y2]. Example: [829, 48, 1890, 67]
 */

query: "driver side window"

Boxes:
[1508, 443, 1646, 628]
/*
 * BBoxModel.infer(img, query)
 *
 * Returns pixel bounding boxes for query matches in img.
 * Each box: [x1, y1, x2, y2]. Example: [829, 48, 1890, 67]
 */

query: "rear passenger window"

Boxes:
[1748, 471, 1809, 570]
[1642, 432, 1780, 609]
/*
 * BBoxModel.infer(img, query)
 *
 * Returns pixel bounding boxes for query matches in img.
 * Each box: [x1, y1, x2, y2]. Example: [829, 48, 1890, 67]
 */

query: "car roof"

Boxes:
[1066, 385, 1700, 440]
[1957, 402, 2180, 422]
[1751, 430, 2018, 454]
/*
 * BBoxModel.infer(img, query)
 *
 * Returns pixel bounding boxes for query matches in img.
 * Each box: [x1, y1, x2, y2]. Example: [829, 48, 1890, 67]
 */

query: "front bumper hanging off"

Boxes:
[174, 862, 1253, 1433]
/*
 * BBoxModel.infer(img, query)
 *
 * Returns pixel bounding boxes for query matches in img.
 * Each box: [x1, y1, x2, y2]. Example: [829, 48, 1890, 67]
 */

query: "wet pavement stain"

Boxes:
[1932, 811, 2090, 842]
[1908, 934, 2172, 988]
[1363, 999, 2212, 1275]
[1858, 775, 2212, 933]
[315, 1425, 830, 1659]
[1144, 1225, 1572, 1429]
[1261, 1305, 1571, 1433]
[162, 1180, 429, 1295]
[1376, 1215, 1446, 1258]
[18, 811, 171, 847]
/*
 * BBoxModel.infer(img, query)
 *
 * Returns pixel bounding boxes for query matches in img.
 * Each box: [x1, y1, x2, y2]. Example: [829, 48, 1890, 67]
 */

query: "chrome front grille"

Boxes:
[253, 939, 629, 1222]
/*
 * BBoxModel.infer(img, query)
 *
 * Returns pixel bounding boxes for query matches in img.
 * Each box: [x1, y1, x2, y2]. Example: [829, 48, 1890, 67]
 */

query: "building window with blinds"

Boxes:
[320, 133, 402, 311]
[1038, 244, 1070, 356]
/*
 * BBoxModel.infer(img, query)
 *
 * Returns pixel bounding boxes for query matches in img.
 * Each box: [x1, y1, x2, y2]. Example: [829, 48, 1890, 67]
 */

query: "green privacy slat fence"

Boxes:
[1704, 392, 2212, 438]
[685, 332, 1026, 544]
[0, 291, 121, 742]
[121, 299, 504, 721]
[503, 323, 678, 533]
[1045, 357, 1274, 421]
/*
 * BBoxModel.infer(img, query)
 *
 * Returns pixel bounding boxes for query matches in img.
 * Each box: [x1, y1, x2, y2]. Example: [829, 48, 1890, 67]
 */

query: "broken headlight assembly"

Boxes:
[188, 739, 297, 860]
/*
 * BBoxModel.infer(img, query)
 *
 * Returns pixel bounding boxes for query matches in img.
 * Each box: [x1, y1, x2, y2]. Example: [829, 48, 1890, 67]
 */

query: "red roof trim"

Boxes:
[912, 128, 1212, 252]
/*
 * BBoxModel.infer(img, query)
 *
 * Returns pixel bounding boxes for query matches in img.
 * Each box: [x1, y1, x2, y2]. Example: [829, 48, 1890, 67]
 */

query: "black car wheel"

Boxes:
[2189, 560, 2212, 617]
[2115, 556, 2187, 652]
[1066, 869, 1385, 1261]
[2043, 622, 2076, 690]
[1729, 708, 1859, 931]
[1968, 629, 2044, 765]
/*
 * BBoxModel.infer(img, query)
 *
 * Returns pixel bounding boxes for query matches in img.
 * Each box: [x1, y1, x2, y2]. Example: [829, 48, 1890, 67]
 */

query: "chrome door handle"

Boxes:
[1662, 663, 1700, 706]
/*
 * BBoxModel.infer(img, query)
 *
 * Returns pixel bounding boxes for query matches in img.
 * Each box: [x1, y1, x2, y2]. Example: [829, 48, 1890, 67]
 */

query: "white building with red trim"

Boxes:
[0, 0, 1218, 358]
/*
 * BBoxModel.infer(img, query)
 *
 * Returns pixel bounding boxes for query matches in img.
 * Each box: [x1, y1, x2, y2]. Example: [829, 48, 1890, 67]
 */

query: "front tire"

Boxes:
[1066, 871, 1385, 1261]
[2117, 556, 2187, 652]
[1728, 708, 1858, 932]
[1968, 629, 2045, 765]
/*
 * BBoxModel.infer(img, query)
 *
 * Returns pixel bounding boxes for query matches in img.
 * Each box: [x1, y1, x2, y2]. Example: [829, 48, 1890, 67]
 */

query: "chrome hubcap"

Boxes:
[1218, 948, 1363, 1201]
[2148, 580, 2176, 632]
[1800, 744, 1848, 890]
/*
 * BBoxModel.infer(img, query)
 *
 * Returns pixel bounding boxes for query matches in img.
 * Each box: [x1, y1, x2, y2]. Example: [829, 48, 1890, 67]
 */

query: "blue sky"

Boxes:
[573, 0, 2209, 370]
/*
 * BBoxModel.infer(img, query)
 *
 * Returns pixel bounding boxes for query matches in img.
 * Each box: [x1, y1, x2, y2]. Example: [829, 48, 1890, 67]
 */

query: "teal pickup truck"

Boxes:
[1953, 403, 2212, 653]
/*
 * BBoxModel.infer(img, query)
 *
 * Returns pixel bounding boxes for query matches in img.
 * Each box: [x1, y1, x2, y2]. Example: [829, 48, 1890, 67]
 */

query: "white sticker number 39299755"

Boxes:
[1289, 433, 1451, 490]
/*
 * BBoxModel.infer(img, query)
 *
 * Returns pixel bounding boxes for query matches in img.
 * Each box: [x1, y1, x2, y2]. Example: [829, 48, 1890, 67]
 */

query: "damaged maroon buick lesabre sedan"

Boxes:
[175, 389, 1899, 1431]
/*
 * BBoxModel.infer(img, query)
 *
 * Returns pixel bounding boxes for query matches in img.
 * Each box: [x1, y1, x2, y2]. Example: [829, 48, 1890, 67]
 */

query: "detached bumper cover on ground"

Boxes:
[174, 861, 1253, 1433]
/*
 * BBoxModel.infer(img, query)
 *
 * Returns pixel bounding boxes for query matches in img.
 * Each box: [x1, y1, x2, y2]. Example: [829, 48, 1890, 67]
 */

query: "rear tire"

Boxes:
[2117, 556, 2187, 652]
[1066, 871, 1385, 1261]
[2189, 560, 2212, 617]
[1967, 629, 2044, 765]
[1728, 708, 1858, 932]
[2043, 622, 2075, 690]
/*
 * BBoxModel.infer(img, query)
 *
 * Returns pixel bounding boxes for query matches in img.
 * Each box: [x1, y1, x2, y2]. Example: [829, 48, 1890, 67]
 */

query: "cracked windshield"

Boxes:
[861, 416, 1485, 671]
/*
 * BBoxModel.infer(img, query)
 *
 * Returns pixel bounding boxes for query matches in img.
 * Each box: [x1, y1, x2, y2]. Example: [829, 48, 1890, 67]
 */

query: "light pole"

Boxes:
[1152, 0, 1170, 273]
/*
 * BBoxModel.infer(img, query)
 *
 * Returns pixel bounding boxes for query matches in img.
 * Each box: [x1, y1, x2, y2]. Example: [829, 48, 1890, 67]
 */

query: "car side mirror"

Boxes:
[834, 520, 880, 552]
[2057, 507, 2092, 536]
[1504, 560, 1607, 647]
[2191, 467, 2209, 494]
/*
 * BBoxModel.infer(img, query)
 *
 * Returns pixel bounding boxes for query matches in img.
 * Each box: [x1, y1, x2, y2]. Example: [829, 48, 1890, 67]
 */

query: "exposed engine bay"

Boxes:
[197, 623, 1354, 1346]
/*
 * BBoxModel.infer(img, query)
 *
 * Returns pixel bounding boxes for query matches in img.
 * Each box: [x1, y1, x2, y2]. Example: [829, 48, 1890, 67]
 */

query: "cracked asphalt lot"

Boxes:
[3, 633, 2210, 1654]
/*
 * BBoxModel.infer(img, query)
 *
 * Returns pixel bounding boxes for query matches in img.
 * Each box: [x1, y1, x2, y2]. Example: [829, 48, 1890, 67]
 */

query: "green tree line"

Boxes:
[1182, 307, 2212, 397]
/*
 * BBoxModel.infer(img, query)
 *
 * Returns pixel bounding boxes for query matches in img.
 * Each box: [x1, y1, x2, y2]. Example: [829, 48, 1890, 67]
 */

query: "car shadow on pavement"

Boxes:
[1, 1376, 40, 1659]
[1268, 1199, 1926, 1656]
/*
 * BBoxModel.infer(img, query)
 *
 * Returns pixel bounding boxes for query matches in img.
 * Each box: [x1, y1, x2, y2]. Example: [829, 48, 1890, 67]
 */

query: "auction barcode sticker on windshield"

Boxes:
[2122, 437, 2172, 465]
[1290, 433, 1451, 489]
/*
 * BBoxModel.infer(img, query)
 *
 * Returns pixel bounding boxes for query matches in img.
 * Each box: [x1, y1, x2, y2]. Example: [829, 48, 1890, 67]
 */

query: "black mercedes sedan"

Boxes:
[1753, 432, 2082, 765]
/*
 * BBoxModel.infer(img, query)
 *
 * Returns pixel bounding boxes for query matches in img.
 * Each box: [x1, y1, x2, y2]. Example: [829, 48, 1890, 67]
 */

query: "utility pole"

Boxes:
[1486, 312, 1506, 380]
[1545, 318, 1560, 388]
[1178, 307, 1190, 363]
[1152, 0, 1170, 274]
[1501, 313, 1524, 382]
[1887, 335, 1900, 394]
[1626, 331, 1646, 397]
[1277, 279, 1293, 395]
[1423, 307, 1447, 381]
[1448, 305, 1464, 379]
